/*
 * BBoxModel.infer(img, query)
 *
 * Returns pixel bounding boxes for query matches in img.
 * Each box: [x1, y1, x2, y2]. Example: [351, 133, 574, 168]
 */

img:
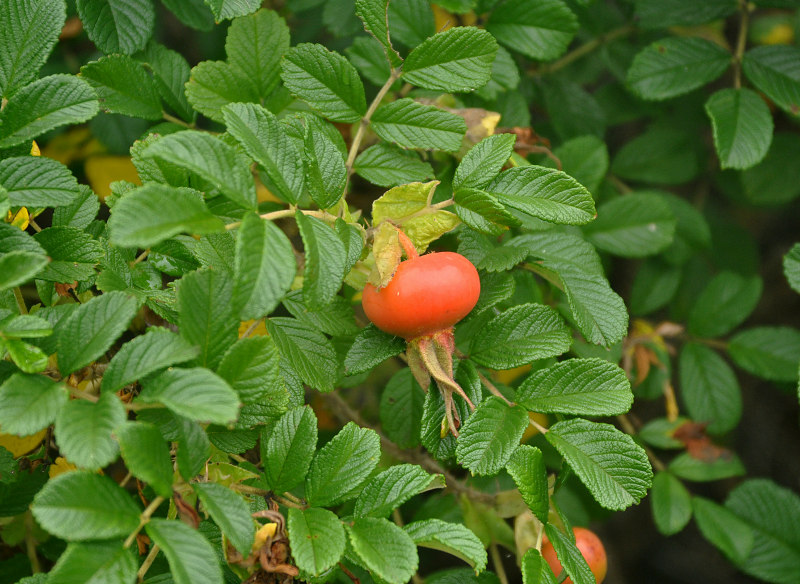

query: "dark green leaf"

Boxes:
[263, 406, 318, 493]
[146, 518, 223, 584]
[669, 452, 745, 482]
[651, 471, 692, 536]
[506, 445, 548, 522]
[0, 156, 80, 207]
[267, 317, 339, 392]
[185, 60, 260, 122]
[355, 464, 442, 518]
[635, 0, 737, 29]
[81, 54, 162, 120]
[47, 540, 137, 584]
[543, 524, 595, 584]
[354, 143, 434, 187]
[344, 324, 406, 375]
[487, 0, 578, 61]
[679, 343, 741, 435]
[371, 98, 467, 152]
[296, 212, 347, 310]
[456, 397, 529, 476]
[706, 88, 773, 170]
[204, 0, 260, 20]
[303, 123, 346, 209]
[217, 335, 287, 411]
[729, 327, 800, 382]
[194, 482, 254, 555]
[287, 506, 346, 577]
[54, 391, 126, 470]
[76, 0, 155, 54]
[454, 134, 517, 191]
[405, 519, 487, 572]
[743, 45, 800, 117]
[355, 0, 402, 67]
[115, 421, 174, 498]
[688, 271, 762, 337]
[226, 8, 290, 98]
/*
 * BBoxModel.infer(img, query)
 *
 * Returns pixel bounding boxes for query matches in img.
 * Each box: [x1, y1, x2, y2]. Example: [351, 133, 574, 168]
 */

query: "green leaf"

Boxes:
[651, 471, 692, 536]
[639, 417, 689, 450]
[81, 54, 162, 120]
[161, 0, 214, 30]
[388, 0, 435, 49]
[0, 74, 98, 149]
[204, 0, 260, 20]
[102, 327, 199, 393]
[652, 190, 711, 265]
[347, 35, 394, 86]
[546, 418, 653, 510]
[54, 392, 126, 470]
[516, 358, 633, 416]
[53, 185, 100, 230]
[141, 130, 256, 210]
[57, 291, 140, 376]
[217, 335, 287, 411]
[737, 132, 800, 206]
[454, 134, 517, 191]
[222, 103, 304, 204]
[379, 367, 426, 448]
[0, 0, 65, 97]
[346, 517, 419, 584]
[146, 518, 223, 584]
[263, 406, 318, 493]
[487, 0, 578, 61]
[281, 43, 367, 123]
[403, 27, 497, 92]
[109, 184, 224, 248]
[32, 471, 140, 541]
[456, 397, 529, 476]
[543, 524, 596, 584]
[296, 212, 347, 309]
[705, 88, 773, 170]
[33, 226, 103, 282]
[178, 268, 238, 370]
[371, 98, 467, 152]
[0, 251, 48, 291]
[679, 343, 741, 435]
[522, 548, 559, 584]
[728, 327, 800, 382]
[193, 482, 254, 556]
[669, 452, 745, 482]
[506, 445, 549, 522]
[267, 317, 339, 392]
[693, 496, 755, 567]
[115, 421, 174, 498]
[355, 464, 442, 518]
[305, 421, 381, 507]
[226, 8, 290, 98]
[743, 46, 800, 117]
[175, 417, 211, 480]
[0, 373, 67, 436]
[233, 213, 296, 319]
[142, 42, 194, 122]
[627, 37, 731, 101]
[47, 540, 137, 584]
[185, 60, 260, 122]
[2, 338, 47, 373]
[354, 143, 434, 187]
[582, 192, 676, 258]
[345, 324, 405, 375]
[486, 166, 596, 225]
[544, 135, 609, 196]
[288, 506, 346, 577]
[76, 0, 154, 54]
[355, 0, 402, 67]
[283, 290, 359, 337]
[137, 367, 240, 425]
[0, 314, 52, 338]
[784, 243, 800, 294]
[635, 0, 737, 29]
[454, 188, 520, 235]
[303, 123, 347, 209]
[470, 304, 572, 369]
[405, 519, 487, 572]
[612, 124, 701, 185]
[0, 156, 81, 208]
[688, 271, 762, 337]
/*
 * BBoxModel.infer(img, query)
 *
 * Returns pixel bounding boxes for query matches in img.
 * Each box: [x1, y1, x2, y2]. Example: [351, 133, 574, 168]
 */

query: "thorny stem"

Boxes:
[137, 544, 160, 582]
[617, 414, 666, 472]
[733, 0, 751, 90]
[490, 542, 510, 584]
[533, 24, 636, 75]
[123, 496, 166, 549]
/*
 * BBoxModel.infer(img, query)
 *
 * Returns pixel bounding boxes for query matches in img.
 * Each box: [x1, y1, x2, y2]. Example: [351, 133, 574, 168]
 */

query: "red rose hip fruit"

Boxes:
[361, 251, 480, 340]
[541, 527, 607, 584]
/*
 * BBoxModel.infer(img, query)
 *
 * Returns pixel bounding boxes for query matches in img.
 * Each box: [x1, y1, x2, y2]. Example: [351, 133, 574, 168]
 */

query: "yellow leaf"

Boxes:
[30, 141, 40, 156]
[0, 429, 47, 457]
[256, 178, 282, 204]
[6, 207, 30, 230]
[239, 319, 268, 337]
[253, 522, 278, 550]
[41, 127, 94, 165]
[84, 155, 141, 201]
[49, 456, 78, 478]
[432, 5, 454, 32]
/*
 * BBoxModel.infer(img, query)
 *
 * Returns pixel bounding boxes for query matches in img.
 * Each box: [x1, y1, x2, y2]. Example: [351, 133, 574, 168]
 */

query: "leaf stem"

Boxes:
[489, 542, 510, 584]
[529, 417, 549, 435]
[616, 414, 666, 472]
[137, 543, 160, 582]
[533, 24, 636, 75]
[12, 287, 28, 315]
[24, 511, 41, 573]
[224, 207, 337, 231]
[162, 112, 194, 129]
[68, 386, 99, 403]
[124, 495, 166, 549]
[733, 0, 752, 90]
[477, 371, 514, 407]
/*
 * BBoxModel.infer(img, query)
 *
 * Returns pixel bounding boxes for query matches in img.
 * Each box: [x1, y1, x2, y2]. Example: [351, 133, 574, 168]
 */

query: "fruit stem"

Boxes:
[395, 227, 419, 259]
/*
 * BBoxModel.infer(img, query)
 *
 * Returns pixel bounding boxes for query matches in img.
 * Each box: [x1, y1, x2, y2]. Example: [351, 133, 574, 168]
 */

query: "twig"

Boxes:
[28, 218, 43, 233]
[137, 544, 160, 582]
[162, 112, 194, 128]
[533, 24, 636, 75]
[24, 511, 41, 573]
[338, 562, 361, 584]
[616, 414, 666, 472]
[224, 207, 337, 231]
[12, 287, 28, 315]
[529, 417, 549, 435]
[489, 542, 510, 584]
[132, 249, 150, 265]
[477, 371, 514, 407]
[228, 484, 306, 509]
[68, 386, 99, 403]
[119, 472, 133, 489]
[733, 0, 751, 89]
[124, 496, 166, 549]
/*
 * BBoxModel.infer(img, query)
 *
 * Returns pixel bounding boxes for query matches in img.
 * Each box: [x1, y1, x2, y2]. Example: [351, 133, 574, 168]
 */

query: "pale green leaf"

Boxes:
[204, 0, 260, 20]
[194, 482, 254, 555]
[669, 452, 745, 482]
[506, 445, 549, 522]
[288, 506, 346, 577]
[142, 42, 194, 122]
[54, 392, 126, 470]
[355, 142, 434, 188]
[81, 54, 162, 120]
[346, 517, 419, 584]
[355, 0, 402, 67]
[522, 548, 559, 584]
[783, 243, 800, 294]
[303, 123, 346, 209]
[0, 156, 80, 208]
[404, 519, 487, 572]
[0, 373, 68, 436]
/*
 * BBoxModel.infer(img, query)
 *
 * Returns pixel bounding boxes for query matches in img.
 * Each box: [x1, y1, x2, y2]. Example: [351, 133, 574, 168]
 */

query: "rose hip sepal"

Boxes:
[361, 230, 480, 436]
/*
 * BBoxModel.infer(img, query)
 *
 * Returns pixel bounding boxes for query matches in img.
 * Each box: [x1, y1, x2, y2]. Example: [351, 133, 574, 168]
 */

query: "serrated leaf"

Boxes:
[0, 75, 98, 149]
[669, 451, 745, 482]
[115, 421, 174, 498]
[267, 317, 339, 392]
[371, 98, 467, 152]
[143, 42, 194, 122]
[0, 373, 68, 436]
[185, 60, 260, 122]
[354, 464, 442, 518]
[137, 367, 240, 425]
[2, 338, 47, 373]
[263, 406, 318, 493]
[729, 327, 800, 382]
[33, 226, 103, 282]
[281, 43, 366, 123]
[217, 335, 287, 412]
[146, 518, 223, 584]
[705, 88, 773, 170]
[0, 251, 48, 291]
[102, 327, 199, 393]
[204, 0, 260, 20]
[303, 123, 346, 209]
[522, 548, 559, 584]
[81, 54, 162, 120]
[0, 314, 52, 338]
[174, 416, 210, 479]
[380, 368, 426, 449]
[627, 37, 731, 101]
[743, 45, 800, 117]
[506, 445, 548, 522]
[546, 418, 653, 510]
[160, 0, 214, 30]
[486, 166, 596, 225]
[47, 540, 137, 584]
[679, 343, 741, 435]
[296, 212, 347, 310]
[470, 303, 571, 369]
[403, 27, 497, 92]
[306, 422, 381, 507]
[355, 0, 402, 67]
[288, 506, 346, 577]
[226, 8, 290, 98]
[354, 142, 434, 187]
[544, 135, 609, 196]
[487, 0, 578, 61]
[283, 290, 359, 337]
[76, 0, 155, 54]
[0, 0, 66, 98]
[54, 392, 126, 470]
[784, 243, 800, 294]
[347, 517, 419, 584]
[688, 271, 762, 338]
[693, 496, 755, 567]
[57, 291, 140, 375]
[52, 185, 100, 230]
[0, 156, 80, 208]
[193, 482, 254, 555]
[543, 524, 596, 584]
[651, 471, 692, 536]
[233, 213, 296, 319]
[517, 358, 633, 417]
[454, 134, 517, 191]
[454, 188, 520, 236]
[405, 519, 487, 572]
[141, 130, 256, 209]
[635, 0, 737, 29]
[345, 324, 405, 375]
[32, 471, 140, 541]
[456, 397, 529, 476]
[223, 103, 304, 204]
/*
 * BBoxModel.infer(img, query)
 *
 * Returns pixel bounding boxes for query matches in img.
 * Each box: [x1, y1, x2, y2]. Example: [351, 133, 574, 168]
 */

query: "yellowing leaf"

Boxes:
[84, 155, 141, 201]
[370, 221, 402, 287]
[49, 456, 78, 478]
[253, 522, 278, 551]
[521, 412, 549, 442]
[0, 429, 47, 457]
[5, 207, 29, 230]
[30, 141, 40, 156]
[256, 179, 282, 204]
[239, 319, 268, 337]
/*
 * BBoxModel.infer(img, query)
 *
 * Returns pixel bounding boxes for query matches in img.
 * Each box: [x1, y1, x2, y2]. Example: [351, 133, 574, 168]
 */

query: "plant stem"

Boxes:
[24, 511, 41, 573]
[228, 484, 306, 508]
[534, 24, 636, 75]
[616, 414, 666, 472]
[162, 112, 193, 128]
[733, 0, 751, 89]
[240, 318, 264, 339]
[137, 544, 160, 582]
[490, 542, 510, 584]
[477, 371, 514, 407]
[124, 496, 166, 549]
[132, 249, 150, 265]
[224, 207, 337, 231]
[13, 287, 28, 315]
[529, 417, 549, 435]
[68, 386, 99, 403]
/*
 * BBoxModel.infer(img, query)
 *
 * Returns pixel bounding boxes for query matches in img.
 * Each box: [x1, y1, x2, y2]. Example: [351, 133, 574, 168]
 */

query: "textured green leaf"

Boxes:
[159, 0, 213, 30]
[785, 243, 800, 296]
[517, 358, 633, 416]
[204, 0, 260, 20]
[355, 0, 402, 67]
[33, 226, 102, 282]
[0, 251, 48, 291]
[146, 518, 223, 584]
[217, 335, 286, 412]
[546, 418, 653, 510]
[81, 54, 162, 119]
[403, 27, 497, 92]
[543, 524, 596, 584]
[174, 417, 211, 480]
[669, 452, 745, 482]
[303, 123, 346, 209]
[679, 343, 741, 435]
[226, 8, 290, 98]
[0, 373, 67, 436]
[347, 35, 395, 86]
[612, 125, 701, 185]
[0, 314, 52, 338]
[354, 143, 434, 187]
[33, 472, 140, 541]
[193, 482, 254, 555]
[522, 548, 559, 584]
[185, 60, 260, 122]
[630, 258, 681, 315]
[693, 496, 754, 567]
[705, 88, 773, 170]
[0, 156, 81, 209]
[345, 324, 406, 375]
[283, 290, 359, 337]
[371, 98, 467, 152]
[354, 464, 441, 518]
[263, 406, 318, 493]
[115, 421, 174, 498]
[379, 368, 426, 449]
[142, 42, 194, 122]
[387, 0, 435, 49]
[76, 0, 154, 54]
[288, 506, 346, 577]
[137, 367, 240, 425]
[545, 135, 609, 196]
[651, 471, 692, 536]
[470, 304, 571, 369]
[47, 540, 137, 584]
[506, 445, 549, 522]
[267, 317, 339, 392]
[454, 134, 517, 191]
[405, 519, 487, 572]
[54, 392, 126, 470]
[729, 327, 800, 382]
[0, 0, 66, 97]
[635, 0, 737, 29]
[456, 397, 529, 476]
[737, 132, 800, 206]
[2, 338, 47, 373]
[487, 0, 578, 61]
[306, 422, 381, 507]
[688, 271, 762, 338]
[743, 45, 800, 117]
[296, 212, 347, 310]
[346, 517, 419, 584]
[52, 185, 100, 230]
[542, 78, 605, 141]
